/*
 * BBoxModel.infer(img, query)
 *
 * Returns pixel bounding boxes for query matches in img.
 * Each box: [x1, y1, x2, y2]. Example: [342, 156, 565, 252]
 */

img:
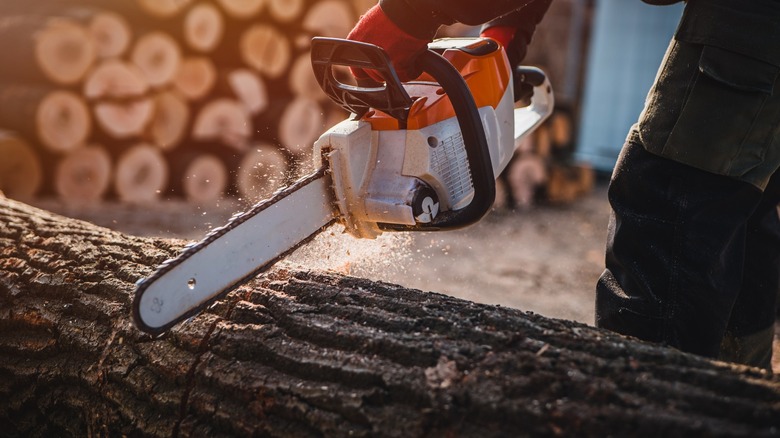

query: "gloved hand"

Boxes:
[346, 4, 430, 83]
[480, 25, 534, 102]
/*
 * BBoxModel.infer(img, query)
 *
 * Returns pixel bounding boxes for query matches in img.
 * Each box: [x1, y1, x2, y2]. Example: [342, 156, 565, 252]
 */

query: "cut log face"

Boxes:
[37, 90, 91, 153]
[278, 97, 324, 155]
[240, 24, 291, 79]
[0, 132, 42, 200]
[54, 145, 112, 203]
[236, 143, 288, 202]
[114, 143, 168, 203]
[174, 56, 217, 100]
[507, 155, 546, 208]
[94, 99, 154, 139]
[0, 87, 90, 154]
[227, 68, 268, 115]
[289, 53, 327, 100]
[184, 2, 224, 52]
[136, 0, 193, 18]
[36, 18, 97, 84]
[302, 0, 355, 38]
[131, 31, 182, 88]
[180, 153, 228, 203]
[192, 98, 251, 150]
[216, 0, 265, 19]
[268, 0, 304, 22]
[83, 59, 149, 99]
[148, 91, 190, 150]
[88, 11, 132, 59]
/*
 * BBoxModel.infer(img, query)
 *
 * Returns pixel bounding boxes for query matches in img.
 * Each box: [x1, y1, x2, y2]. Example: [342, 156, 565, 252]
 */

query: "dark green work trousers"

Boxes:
[595, 36, 780, 370]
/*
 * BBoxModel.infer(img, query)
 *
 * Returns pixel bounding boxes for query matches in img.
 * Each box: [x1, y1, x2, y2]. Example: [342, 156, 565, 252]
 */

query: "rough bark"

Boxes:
[0, 198, 778, 437]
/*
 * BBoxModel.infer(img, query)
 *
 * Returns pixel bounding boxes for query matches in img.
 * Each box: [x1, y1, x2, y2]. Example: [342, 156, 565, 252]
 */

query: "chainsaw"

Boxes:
[133, 36, 553, 334]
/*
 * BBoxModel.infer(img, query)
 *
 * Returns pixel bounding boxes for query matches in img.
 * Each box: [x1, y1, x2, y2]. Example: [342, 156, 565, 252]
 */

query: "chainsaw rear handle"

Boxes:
[310, 37, 495, 230]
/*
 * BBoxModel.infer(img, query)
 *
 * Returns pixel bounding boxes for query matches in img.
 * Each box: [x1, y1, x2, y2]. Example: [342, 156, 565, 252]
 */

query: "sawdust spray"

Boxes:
[283, 224, 414, 279]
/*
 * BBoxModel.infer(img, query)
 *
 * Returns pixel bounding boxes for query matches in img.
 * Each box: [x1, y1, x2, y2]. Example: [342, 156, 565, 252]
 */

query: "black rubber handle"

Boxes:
[415, 49, 495, 230]
[310, 37, 413, 121]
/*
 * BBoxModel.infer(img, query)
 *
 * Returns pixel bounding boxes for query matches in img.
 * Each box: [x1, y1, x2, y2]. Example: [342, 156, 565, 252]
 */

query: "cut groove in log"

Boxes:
[235, 143, 289, 202]
[174, 56, 217, 101]
[278, 97, 324, 155]
[240, 24, 291, 79]
[216, 0, 264, 19]
[54, 145, 112, 203]
[36, 18, 97, 84]
[87, 11, 132, 59]
[94, 99, 154, 139]
[227, 68, 268, 115]
[0, 132, 42, 200]
[148, 91, 190, 150]
[0, 200, 778, 436]
[268, 0, 304, 23]
[171, 151, 229, 203]
[192, 98, 251, 150]
[136, 0, 192, 18]
[130, 31, 182, 88]
[83, 59, 149, 100]
[302, 0, 355, 38]
[113, 142, 168, 203]
[184, 2, 224, 52]
[0, 88, 90, 153]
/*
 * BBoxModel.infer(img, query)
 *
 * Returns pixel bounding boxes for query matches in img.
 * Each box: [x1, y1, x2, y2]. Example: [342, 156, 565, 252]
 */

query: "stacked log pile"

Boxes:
[0, 0, 360, 205]
[0, 0, 595, 209]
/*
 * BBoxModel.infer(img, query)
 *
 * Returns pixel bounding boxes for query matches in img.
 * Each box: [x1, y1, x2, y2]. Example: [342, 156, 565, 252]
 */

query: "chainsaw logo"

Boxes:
[415, 196, 440, 223]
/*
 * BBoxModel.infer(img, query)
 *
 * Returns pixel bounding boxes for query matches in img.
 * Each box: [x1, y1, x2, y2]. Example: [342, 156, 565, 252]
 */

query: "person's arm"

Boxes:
[379, 0, 543, 40]
[347, 0, 551, 81]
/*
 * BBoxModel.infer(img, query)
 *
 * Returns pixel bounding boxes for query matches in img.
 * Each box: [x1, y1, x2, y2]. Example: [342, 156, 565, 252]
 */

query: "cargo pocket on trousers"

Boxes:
[662, 45, 780, 178]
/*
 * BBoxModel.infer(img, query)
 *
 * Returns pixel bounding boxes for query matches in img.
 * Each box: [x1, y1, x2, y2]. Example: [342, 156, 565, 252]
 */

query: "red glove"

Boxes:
[346, 5, 430, 82]
[479, 26, 516, 50]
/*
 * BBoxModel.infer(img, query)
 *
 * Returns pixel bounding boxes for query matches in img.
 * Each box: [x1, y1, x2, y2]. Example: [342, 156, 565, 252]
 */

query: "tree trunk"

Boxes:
[0, 198, 778, 437]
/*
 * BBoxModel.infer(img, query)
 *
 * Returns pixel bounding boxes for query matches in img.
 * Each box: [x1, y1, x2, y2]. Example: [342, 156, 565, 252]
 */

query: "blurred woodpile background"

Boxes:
[0, 0, 595, 209]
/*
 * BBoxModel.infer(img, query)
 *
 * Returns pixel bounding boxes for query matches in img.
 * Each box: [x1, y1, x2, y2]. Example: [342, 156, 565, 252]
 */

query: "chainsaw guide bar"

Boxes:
[132, 168, 337, 335]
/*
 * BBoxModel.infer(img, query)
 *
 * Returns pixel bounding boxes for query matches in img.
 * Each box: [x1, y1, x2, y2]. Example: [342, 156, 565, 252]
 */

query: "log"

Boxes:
[239, 23, 292, 79]
[0, 198, 778, 436]
[136, 0, 193, 18]
[268, 0, 305, 23]
[168, 150, 229, 203]
[83, 59, 149, 100]
[113, 142, 169, 203]
[0, 15, 96, 85]
[147, 90, 190, 150]
[234, 143, 289, 202]
[53, 145, 112, 203]
[0, 132, 43, 200]
[183, 2, 224, 52]
[57, 8, 134, 59]
[174, 56, 217, 101]
[289, 53, 327, 100]
[302, 0, 356, 38]
[94, 99, 155, 140]
[507, 154, 546, 209]
[278, 96, 325, 156]
[223, 68, 269, 115]
[215, 0, 265, 19]
[191, 98, 252, 150]
[0, 87, 91, 153]
[544, 162, 595, 204]
[130, 31, 182, 88]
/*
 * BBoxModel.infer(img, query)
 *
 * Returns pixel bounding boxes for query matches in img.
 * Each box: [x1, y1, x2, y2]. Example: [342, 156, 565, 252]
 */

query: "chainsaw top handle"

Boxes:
[310, 37, 495, 230]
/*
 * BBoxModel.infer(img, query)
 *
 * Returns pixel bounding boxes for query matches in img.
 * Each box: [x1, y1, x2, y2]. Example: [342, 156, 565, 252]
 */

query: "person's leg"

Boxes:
[720, 169, 780, 369]
[595, 141, 764, 359]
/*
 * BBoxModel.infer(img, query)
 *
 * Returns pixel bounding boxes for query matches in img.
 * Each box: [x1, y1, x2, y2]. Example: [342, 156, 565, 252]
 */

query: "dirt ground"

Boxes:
[28, 180, 780, 373]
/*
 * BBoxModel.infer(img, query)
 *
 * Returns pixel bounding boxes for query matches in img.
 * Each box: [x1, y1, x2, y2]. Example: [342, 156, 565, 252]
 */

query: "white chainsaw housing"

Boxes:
[313, 73, 553, 239]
